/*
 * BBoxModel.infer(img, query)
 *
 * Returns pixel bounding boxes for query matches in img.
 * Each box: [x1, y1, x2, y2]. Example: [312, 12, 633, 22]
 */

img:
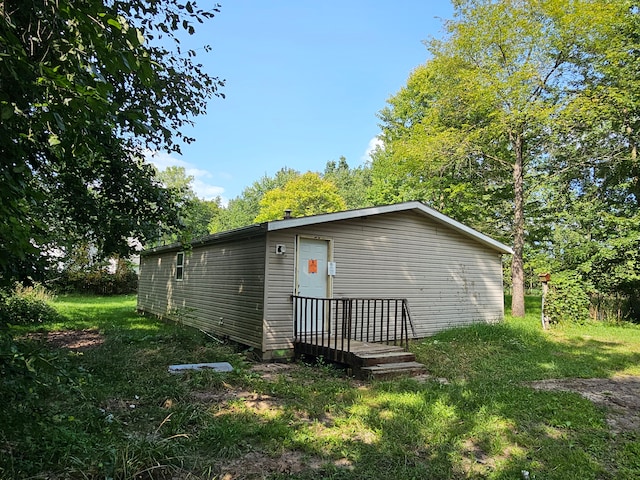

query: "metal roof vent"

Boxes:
[284, 209, 292, 219]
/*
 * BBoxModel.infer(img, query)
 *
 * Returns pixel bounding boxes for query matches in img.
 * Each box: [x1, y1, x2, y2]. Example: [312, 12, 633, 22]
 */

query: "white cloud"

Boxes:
[192, 179, 225, 200]
[144, 150, 185, 171]
[362, 136, 384, 163]
[144, 150, 226, 203]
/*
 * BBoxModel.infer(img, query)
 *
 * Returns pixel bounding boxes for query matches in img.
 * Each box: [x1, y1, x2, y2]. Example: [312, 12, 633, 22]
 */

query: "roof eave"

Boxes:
[266, 201, 513, 255]
[140, 223, 267, 256]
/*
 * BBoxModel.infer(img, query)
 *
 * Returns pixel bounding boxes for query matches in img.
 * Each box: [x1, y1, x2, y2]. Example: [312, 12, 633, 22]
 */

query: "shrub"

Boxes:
[52, 258, 138, 295]
[544, 272, 590, 324]
[56, 268, 138, 295]
[0, 282, 62, 327]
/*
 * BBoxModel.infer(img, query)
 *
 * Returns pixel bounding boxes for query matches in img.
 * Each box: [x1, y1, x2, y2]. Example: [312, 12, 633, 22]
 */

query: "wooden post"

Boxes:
[538, 273, 551, 330]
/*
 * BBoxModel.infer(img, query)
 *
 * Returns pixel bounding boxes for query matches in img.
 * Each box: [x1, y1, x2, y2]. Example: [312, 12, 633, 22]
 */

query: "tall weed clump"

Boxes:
[0, 283, 88, 478]
[0, 282, 62, 326]
[0, 282, 62, 385]
[544, 272, 590, 324]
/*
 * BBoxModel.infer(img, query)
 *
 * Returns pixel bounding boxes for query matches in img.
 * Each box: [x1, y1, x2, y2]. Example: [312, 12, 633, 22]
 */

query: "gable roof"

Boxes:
[266, 201, 513, 255]
[143, 201, 513, 255]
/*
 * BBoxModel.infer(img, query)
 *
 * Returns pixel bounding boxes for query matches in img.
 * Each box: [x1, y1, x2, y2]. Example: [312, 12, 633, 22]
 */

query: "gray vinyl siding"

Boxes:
[138, 236, 266, 349]
[138, 252, 175, 317]
[262, 234, 298, 353]
[263, 210, 504, 347]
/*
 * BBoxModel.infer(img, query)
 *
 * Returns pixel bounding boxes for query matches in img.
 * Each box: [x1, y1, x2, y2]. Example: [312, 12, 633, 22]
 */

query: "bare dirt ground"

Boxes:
[34, 328, 105, 351]
[528, 376, 640, 434]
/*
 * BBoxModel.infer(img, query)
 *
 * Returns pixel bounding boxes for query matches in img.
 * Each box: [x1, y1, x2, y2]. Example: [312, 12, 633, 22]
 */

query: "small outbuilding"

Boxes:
[137, 201, 513, 361]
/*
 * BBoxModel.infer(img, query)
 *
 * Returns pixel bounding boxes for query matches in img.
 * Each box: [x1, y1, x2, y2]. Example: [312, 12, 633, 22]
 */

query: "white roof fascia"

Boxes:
[266, 201, 513, 255]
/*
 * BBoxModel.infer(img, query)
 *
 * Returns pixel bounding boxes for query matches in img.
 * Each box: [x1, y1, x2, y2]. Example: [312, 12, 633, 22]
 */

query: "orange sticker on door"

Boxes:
[308, 259, 318, 274]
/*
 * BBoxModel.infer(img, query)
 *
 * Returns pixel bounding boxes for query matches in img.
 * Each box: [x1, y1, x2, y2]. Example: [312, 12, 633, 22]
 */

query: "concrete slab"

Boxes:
[168, 362, 233, 374]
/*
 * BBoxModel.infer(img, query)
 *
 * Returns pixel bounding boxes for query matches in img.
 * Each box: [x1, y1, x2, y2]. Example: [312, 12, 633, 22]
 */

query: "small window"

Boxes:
[176, 252, 184, 281]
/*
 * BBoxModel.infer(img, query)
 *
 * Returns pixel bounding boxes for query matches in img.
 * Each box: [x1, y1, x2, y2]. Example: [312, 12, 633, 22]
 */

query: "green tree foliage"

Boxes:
[544, 272, 591, 325]
[0, 0, 224, 283]
[156, 166, 196, 203]
[186, 199, 221, 239]
[254, 172, 347, 222]
[210, 161, 368, 233]
[371, 62, 514, 240]
[323, 156, 373, 209]
[529, 2, 640, 320]
[52, 244, 139, 295]
[371, 0, 624, 317]
[209, 168, 300, 232]
[155, 166, 221, 243]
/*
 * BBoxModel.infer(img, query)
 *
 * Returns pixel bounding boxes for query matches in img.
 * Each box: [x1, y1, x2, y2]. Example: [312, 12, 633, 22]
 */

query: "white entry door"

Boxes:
[295, 237, 330, 334]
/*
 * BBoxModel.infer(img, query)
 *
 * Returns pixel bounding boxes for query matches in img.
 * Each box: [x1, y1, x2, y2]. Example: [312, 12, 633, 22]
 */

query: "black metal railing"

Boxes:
[292, 296, 416, 357]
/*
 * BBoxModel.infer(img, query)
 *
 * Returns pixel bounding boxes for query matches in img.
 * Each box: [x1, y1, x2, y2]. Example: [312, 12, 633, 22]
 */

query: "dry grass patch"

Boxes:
[458, 438, 524, 477]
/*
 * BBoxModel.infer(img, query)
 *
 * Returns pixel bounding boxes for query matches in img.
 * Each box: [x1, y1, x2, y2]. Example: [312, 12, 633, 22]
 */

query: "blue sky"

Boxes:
[147, 1, 454, 203]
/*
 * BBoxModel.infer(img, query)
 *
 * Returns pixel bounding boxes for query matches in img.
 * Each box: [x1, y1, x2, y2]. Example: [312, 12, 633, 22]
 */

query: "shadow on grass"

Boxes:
[413, 295, 640, 384]
[329, 377, 611, 480]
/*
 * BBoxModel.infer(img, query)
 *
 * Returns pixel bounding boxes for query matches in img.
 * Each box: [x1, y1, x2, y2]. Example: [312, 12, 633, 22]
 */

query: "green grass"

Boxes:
[1, 294, 639, 479]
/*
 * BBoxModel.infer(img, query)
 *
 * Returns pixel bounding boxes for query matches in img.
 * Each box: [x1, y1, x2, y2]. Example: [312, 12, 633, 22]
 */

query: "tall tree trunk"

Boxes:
[511, 133, 526, 317]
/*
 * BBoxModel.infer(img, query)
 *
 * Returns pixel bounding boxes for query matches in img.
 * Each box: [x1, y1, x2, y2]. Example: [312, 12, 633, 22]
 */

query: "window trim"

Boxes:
[176, 251, 184, 281]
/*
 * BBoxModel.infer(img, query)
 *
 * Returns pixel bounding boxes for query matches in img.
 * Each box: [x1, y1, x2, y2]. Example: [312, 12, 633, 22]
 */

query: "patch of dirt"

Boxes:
[31, 329, 105, 351]
[459, 439, 520, 477]
[188, 363, 350, 479]
[190, 364, 297, 420]
[412, 373, 451, 385]
[249, 362, 299, 381]
[461, 438, 493, 469]
[528, 375, 640, 434]
[215, 450, 351, 480]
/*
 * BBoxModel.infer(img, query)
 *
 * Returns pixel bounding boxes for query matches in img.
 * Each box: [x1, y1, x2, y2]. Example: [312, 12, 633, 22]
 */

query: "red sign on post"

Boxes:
[308, 259, 318, 274]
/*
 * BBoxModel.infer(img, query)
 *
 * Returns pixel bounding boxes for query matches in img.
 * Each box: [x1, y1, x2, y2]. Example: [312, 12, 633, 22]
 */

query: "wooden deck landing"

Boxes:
[295, 337, 426, 380]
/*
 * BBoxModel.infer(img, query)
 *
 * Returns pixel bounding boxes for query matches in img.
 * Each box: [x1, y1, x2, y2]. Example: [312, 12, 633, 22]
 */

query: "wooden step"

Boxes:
[357, 361, 427, 380]
[354, 350, 416, 367]
[349, 342, 407, 355]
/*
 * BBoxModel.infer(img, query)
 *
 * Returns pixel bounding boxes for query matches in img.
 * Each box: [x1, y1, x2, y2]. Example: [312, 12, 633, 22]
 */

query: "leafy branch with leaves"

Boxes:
[0, 0, 224, 283]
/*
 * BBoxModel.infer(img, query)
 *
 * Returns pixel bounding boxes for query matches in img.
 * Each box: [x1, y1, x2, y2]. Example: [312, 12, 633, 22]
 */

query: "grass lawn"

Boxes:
[1, 294, 640, 479]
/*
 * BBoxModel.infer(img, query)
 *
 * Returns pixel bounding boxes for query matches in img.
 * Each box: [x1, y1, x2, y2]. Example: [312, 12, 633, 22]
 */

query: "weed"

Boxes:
[0, 281, 62, 326]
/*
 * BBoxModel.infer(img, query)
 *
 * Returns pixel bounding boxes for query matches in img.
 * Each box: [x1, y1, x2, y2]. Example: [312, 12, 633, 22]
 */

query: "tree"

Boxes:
[210, 162, 367, 233]
[155, 166, 221, 243]
[323, 156, 373, 209]
[209, 168, 300, 232]
[185, 199, 221, 239]
[519, 1, 640, 320]
[0, 0, 224, 282]
[372, 0, 623, 316]
[370, 64, 513, 240]
[254, 172, 347, 222]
